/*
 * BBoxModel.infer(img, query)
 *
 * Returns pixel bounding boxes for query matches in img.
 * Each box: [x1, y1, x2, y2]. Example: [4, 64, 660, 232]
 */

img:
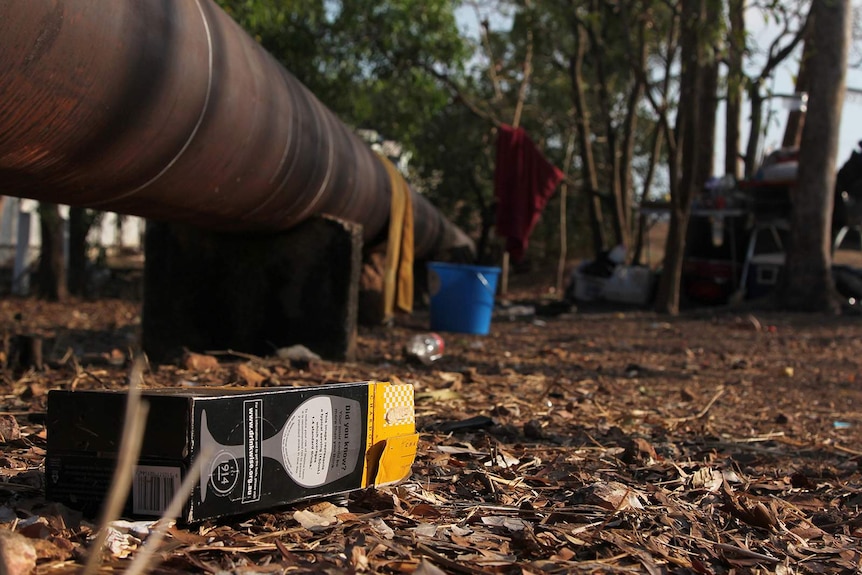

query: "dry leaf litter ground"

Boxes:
[0, 286, 861, 574]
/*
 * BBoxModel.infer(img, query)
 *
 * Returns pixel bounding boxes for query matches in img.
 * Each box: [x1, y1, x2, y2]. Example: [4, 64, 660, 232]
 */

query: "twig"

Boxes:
[82, 356, 149, 575]
[81, 369, 105, 387]
[684, 534, 782, 564]
[416, 543, 493, 575]
[204, 349, 265, 362]
[124, 447, 211, 575]
[700, 441, 789, 456]
[728, 432, 786, 443]
[712, 542, 781, 564]
[832, 443, 862, 457]
[669, 386, 726, 423]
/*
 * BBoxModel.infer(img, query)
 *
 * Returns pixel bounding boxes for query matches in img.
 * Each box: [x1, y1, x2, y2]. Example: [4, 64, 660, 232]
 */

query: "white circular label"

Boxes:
[281, 396, 333, 488]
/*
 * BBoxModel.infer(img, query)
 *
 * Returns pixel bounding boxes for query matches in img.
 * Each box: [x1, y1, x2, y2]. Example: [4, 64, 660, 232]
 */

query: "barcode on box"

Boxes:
[133, 466, 180, 516]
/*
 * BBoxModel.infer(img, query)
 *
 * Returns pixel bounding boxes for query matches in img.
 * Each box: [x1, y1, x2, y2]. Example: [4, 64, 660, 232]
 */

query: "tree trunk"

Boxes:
[656, 206, 688, 311]
[654, 0, 707, 314]
[589, 0, 628, 252]
[781, 68, 809, 149]
[36, 202, 66, 301]
[633, 125, 666, 267]
[780, 0, 849, 313]
[782, 19, 814, 149]
[725, 0, 745, 179]
[744, 84, 764, 178]
[619, 22, 647, 251]
[569, 26, 606, 257]
[68, 207, 90, 297]
[699, 57, 719, 185]
[557, 133, 576, 294]
[654, 137, 686, 313]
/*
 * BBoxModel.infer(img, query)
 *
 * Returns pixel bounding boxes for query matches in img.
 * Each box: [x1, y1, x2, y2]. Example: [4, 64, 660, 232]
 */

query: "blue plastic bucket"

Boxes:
[427, 262, 500, 335]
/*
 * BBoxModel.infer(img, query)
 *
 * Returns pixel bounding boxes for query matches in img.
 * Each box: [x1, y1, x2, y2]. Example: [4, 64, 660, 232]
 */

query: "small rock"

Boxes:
[0, 529, 37, 575]
[624, 363, 644, 377]
[276, 345, 321, 363]
[0, 415, 21, 443]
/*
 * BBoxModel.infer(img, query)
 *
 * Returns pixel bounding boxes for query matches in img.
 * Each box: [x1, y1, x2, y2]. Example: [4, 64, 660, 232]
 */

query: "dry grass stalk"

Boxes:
[81, 356, 148, 575]
[124, 448, 210, 575]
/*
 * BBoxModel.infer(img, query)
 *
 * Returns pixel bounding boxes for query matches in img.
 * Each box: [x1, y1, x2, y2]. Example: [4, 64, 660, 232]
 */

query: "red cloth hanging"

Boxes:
[494, 124, 564, 261]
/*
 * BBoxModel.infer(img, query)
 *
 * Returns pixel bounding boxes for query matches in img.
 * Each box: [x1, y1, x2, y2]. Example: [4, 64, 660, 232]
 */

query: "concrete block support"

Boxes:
[142, 216, 362, 363]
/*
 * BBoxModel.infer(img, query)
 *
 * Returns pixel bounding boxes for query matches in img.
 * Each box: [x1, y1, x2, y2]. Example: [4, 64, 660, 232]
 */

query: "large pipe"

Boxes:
[0, 0, 473, 257]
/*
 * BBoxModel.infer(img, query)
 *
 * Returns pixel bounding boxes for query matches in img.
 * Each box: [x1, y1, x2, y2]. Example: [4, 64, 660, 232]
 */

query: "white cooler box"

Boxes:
[603, 266, 655, 306]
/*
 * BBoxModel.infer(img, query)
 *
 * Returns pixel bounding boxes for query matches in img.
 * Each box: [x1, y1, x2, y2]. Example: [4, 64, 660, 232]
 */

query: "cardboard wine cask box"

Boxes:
[45, 381, 417, 522]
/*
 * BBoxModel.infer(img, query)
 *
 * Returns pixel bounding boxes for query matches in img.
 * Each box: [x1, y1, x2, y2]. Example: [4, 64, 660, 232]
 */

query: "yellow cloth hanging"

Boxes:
[378, 154, 414, 318]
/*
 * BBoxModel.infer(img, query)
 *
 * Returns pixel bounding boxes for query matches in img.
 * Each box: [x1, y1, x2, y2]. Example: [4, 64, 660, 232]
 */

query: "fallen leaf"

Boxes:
[24, 383, 46, 399]
[410, 503, 442, 518]
[434, 444, 486, 456]
[183, 351, 219, 372]
[551, 547, 576, 561]
[235, 363, 266, 386]
[449, 525, 472, 537]
[587, 481, 644, 511]
[369, 517, 395, 539]
[437, 372, 463, 389]
[0, 415, 21, 443]
[690, 468, 723, 492]
[622, 437, 657, 464]
[293, 502, 348, 532]
[721, 493, 777, 530]
[414, 523, 438, 538]
[484, 450, 520, 468]
[350, 545, 369, 571]
[103, 526, 141, 558]
[481, 516, 529, 531]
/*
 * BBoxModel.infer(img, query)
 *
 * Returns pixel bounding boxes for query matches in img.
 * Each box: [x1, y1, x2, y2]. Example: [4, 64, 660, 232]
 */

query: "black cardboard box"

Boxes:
[46, 381, 417, 522]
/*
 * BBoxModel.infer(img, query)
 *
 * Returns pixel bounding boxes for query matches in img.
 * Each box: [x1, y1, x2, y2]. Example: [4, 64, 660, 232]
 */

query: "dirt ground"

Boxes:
[0, 284, 861, 574]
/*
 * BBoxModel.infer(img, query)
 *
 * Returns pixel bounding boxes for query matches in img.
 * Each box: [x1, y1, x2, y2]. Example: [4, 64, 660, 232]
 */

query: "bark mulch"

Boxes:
[0, 296, 860, 574]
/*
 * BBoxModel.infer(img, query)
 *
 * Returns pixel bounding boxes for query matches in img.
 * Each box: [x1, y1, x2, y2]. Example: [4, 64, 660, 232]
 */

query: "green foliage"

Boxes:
[216, 0, 482, 246]
[216, 0, 464, 143]
[215, 0, 330, 94]
[211, 0, 817, 269]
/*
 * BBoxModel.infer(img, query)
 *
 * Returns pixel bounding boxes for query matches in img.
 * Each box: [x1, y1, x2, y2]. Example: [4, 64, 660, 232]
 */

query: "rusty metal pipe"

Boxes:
[0, 0, 473, 257]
